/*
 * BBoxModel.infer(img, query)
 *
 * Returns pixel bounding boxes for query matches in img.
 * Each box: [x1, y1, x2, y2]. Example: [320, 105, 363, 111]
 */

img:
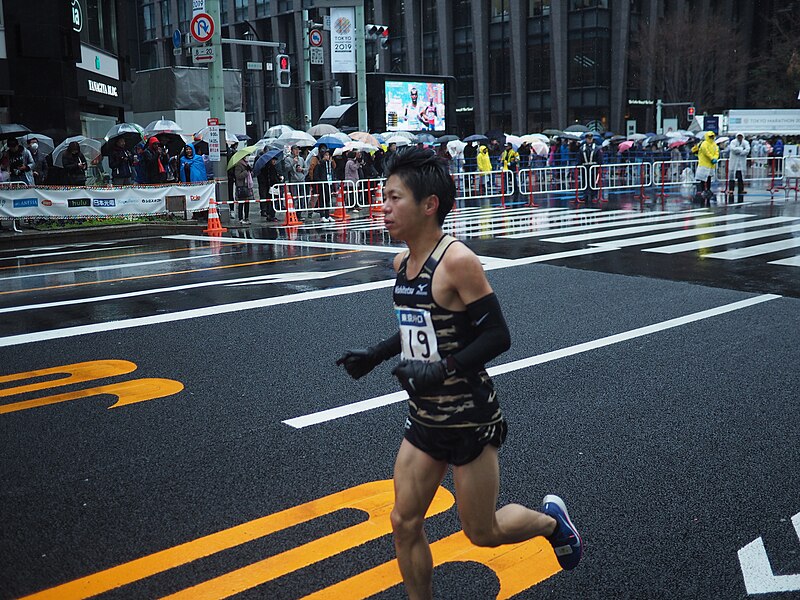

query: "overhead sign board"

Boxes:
[192, 45, 215, 64]
[190, 12, 214, 43]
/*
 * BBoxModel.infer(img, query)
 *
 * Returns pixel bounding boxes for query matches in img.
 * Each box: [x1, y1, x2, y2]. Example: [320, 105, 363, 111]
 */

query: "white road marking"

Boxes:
[283, 293, 781, 428]
[595, 217, 798, 250]
[0, 245, 143, 262]
[738, 511, 800, 594]
[0, 279, 397, 348]
[543, 213, 751, 243]
[706, 237, 800, 260]
[506, 209, 712, 239]
[0, 251, 243, 281]
[643, 222, 800, 254]
[769, 255, 800, 267]
[0, 267, 375, 314]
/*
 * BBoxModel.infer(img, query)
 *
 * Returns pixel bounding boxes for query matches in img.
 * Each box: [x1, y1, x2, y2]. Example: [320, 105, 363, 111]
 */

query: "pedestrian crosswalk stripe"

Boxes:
[769, 255, 800, 267]
[591, 217, 798, 250]
[642, 221, 800, 254]
[543, 213, 753, 244]
[707, 237, 800, 260]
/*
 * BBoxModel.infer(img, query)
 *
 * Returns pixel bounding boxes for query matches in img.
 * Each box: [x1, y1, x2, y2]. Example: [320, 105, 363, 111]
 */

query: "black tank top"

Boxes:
[393, 234, 502, 428]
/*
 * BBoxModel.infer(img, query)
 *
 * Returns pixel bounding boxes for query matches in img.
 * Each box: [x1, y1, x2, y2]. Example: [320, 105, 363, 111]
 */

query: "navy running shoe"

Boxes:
[542, 494, 583, 570]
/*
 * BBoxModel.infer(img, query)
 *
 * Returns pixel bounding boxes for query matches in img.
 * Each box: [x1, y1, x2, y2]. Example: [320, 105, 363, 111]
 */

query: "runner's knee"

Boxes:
[391, 507, 425, 541]
[461, 521, 501, 548]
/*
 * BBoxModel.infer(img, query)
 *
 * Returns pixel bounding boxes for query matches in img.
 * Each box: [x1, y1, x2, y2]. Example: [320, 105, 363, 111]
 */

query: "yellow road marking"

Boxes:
[0, 250, 358, 296]
[23, 479, 562, 600]
[0, 360, 136, 397]
[0, 244, 242, 271]
[302, 531, 560, 600]
[0, 360, 184, 415]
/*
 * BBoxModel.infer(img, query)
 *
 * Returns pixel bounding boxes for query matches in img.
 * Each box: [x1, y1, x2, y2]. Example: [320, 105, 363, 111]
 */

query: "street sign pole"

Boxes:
[354, 3, 367, 132]
[302, 9, 312, 128]
[205, 0, 227, 202]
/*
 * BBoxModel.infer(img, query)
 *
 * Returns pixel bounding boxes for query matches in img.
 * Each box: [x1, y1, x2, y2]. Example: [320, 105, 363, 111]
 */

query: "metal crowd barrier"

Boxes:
[452, 170, 515, 207]
[516, 165, 586, 205]
[265, 179, 358, 217]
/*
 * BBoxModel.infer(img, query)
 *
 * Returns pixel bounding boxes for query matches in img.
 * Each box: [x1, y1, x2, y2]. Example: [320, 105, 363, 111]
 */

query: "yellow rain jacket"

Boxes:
[477, 145, 493, 173]
[501, 147, 520, 170]
[697, 131, 719, 168]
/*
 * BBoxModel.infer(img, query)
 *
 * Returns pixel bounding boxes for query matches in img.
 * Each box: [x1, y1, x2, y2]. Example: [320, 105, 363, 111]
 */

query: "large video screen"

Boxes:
[384, 80, 445, 132]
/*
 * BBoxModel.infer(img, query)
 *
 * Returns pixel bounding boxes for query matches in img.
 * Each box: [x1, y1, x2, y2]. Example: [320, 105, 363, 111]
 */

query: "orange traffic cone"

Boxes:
[332, 185, 350, 222]
[369, 183, 384, 218]
[283, 189, 303, 226]
[203, 199, 228, 234]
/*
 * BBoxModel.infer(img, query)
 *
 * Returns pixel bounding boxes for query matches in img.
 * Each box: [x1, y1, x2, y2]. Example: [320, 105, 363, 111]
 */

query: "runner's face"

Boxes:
[382, 174, 426, 241]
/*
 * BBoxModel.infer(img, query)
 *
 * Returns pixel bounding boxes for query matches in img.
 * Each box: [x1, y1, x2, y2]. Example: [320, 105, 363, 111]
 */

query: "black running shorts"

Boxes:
[403, 417, 508, 466]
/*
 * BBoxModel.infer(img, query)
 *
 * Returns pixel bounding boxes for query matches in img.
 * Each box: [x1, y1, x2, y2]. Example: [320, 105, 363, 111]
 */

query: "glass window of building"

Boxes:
[421, 0, 439, 74]
[178, 0, 191, 33]
[528, 0, 551, 17]
[255, 0, 269, 17]
[527, 41, 550, 91]
[159, 0, 172, 28]
[568, 34, 609, 88]
[142, 2, 156, 41]
[81, 0, 118, 53]
[570, 0, 608, 9]
[488, 46, 511, 93]
[235, 0, 248, 22]
[490, 0, 510, 23]
[453, 0, 471, 28]
[387, 2, 406, 73]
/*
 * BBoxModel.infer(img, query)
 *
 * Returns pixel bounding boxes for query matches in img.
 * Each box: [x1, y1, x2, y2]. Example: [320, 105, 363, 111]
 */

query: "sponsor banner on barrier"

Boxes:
[0, 183, 215, 219]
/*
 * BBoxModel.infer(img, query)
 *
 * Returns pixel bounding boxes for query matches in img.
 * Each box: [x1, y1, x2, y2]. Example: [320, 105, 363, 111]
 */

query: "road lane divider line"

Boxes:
[0, 250, 244, 281]
[0, 250, 356, 297]
[283, 293, 781, 429]
[0, 267, 375, 315]
[0, 243, 242, 271]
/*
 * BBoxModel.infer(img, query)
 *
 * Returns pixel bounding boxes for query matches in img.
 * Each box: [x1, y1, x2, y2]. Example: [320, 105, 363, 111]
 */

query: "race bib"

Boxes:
[395, 307, 440, 362]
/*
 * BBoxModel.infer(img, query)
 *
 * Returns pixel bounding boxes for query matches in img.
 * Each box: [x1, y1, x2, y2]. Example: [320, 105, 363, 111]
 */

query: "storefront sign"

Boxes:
[87, 79, 118, 97]
[330, 7, 355, 73]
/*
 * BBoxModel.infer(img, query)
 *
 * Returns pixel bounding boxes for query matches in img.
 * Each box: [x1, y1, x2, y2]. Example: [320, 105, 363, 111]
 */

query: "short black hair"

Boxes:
[384, 146, 455, 225]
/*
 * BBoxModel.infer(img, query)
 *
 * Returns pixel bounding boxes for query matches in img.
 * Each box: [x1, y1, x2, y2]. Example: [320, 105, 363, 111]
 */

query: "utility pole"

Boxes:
[656, 99, 695, 134]
[205, 0, 227, 200]
[354, 3, 367, 132]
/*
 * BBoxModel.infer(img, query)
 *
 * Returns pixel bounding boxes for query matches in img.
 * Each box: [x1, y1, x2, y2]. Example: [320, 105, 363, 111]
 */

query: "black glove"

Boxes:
[336, 334, 401, 380]
[336, 348, 383, 380]
[391, 360, 447, 394]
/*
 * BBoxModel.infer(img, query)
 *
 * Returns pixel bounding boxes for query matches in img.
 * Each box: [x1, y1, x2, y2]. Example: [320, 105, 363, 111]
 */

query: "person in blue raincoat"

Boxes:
[179, 143, 207, 182]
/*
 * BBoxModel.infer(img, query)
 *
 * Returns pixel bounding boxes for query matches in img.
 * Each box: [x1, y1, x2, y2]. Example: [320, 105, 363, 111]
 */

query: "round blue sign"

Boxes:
[172, 29, 182, 49]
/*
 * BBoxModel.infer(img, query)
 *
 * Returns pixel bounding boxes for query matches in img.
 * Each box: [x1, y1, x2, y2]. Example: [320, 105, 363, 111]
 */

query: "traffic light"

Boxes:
[687, 105, 695, 122]
[366, 24, 390, 49]
[276, 54, 291, 88]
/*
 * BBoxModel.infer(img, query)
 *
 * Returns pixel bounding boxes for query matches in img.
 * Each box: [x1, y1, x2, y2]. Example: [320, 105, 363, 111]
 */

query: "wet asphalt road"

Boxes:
[1, 190, 799, 599]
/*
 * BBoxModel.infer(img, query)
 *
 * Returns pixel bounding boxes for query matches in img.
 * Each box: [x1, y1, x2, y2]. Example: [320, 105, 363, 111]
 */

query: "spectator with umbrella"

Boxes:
[61, 141, 88, 186]
[142, 137, 169, 184]
[254, 148, 282, 222]
[21, 135, 53, 185]
[108, 136, 135, 186]
[4, 138, 34, 185]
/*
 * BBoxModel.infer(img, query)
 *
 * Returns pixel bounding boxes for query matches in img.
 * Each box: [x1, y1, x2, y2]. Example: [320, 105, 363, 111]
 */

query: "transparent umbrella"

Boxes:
[265, 124, 296, 138]
[52, 136, 102, 167]
[144, 119, 183, 134]
[101, 123, 145, 155]
[18, 133, 55, 156]
[276, 130, 317, 147]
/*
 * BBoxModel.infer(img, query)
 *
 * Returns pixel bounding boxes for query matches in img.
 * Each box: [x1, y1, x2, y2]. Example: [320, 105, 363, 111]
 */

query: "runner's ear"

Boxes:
[424, 194, 439, 216]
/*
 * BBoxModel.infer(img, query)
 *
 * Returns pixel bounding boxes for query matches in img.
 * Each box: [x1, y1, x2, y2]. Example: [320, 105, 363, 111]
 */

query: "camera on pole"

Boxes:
[276, 54, 291, 88]
[366, 24, 390, 49]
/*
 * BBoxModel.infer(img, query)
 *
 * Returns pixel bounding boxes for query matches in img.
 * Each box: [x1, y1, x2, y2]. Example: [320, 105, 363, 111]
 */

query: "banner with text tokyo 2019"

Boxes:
[330, 7, 355, 73]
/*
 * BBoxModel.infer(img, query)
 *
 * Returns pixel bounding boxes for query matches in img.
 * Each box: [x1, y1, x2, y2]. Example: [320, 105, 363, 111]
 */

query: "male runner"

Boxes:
[336, 147, 582, 600]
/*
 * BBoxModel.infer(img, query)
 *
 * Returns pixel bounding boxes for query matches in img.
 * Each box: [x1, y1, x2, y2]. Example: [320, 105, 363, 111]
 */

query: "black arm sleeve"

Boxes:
[450, 293, 511, 372]
[372, 331, 402, 362]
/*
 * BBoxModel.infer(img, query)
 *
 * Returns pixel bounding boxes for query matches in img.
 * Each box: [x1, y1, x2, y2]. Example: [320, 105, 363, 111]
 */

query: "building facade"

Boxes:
[135, 0, 777, 138]
[0, 0, 134, 142]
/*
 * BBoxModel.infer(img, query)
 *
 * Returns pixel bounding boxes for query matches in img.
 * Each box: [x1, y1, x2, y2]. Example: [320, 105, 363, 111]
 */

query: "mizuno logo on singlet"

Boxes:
[416, 283, 429, 294]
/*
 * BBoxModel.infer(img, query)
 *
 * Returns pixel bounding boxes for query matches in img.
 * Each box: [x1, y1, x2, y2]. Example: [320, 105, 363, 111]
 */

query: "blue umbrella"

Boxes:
[315, 134, 345, 149]
[253, 148, 283, 177]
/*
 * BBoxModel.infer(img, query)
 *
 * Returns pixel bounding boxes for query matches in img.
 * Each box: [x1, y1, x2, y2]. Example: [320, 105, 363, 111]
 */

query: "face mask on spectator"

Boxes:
[30, 143, 38, 151]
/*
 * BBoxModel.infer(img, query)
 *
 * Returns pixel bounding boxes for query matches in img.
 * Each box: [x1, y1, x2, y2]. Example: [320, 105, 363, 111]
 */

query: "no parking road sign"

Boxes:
[190, 12, 214, 43]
